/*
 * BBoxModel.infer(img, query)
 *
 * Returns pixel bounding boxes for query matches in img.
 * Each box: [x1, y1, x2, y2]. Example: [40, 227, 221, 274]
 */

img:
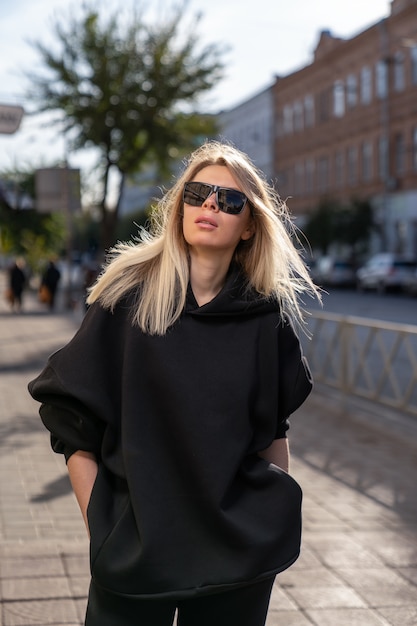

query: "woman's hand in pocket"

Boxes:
[67, 450, 98, 537]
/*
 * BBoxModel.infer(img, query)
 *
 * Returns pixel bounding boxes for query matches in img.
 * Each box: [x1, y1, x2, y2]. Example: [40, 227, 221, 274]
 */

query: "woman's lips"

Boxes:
[195, 216, 218, 228]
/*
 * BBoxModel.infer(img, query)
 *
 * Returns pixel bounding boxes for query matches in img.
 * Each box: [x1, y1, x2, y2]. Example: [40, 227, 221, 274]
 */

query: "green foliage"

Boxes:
[116, 208, 150, 243]
[303, 199, 340, 255]
[336, 198, 374, 253]
[27, 1, 225, 248]
[71, 210, 101, 257]
[303, 197, 375, 256]
[0, 167, 67, 271]
[0, 206, 66, 273]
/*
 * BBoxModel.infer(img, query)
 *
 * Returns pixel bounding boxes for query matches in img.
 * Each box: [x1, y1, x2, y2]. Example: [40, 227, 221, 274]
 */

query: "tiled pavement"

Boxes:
[0, 273, 416, 625]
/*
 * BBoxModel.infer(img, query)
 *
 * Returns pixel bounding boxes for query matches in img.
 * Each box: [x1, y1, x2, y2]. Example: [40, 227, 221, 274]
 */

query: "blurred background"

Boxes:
[2, 0, 410, 266]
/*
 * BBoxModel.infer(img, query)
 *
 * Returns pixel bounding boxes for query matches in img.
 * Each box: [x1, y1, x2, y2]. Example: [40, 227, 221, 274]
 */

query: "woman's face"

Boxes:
[182, 165, 254, 259]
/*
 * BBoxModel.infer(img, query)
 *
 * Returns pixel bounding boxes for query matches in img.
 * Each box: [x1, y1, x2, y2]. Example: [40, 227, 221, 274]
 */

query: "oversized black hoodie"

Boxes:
[28, 266, 313, 599]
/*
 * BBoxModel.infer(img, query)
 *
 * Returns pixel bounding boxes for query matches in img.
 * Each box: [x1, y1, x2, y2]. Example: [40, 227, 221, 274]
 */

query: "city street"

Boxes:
[0, 274, 416, 625]
[307, 287, 417, 326]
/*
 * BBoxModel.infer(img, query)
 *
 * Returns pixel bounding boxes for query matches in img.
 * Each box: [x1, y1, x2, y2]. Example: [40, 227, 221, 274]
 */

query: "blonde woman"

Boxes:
[29, 141, 320, 626]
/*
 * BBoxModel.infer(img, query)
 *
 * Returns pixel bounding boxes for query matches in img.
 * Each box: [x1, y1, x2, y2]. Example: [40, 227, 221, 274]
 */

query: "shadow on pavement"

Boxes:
[291, 395, 417, 524]
[30, 474, 73, 503]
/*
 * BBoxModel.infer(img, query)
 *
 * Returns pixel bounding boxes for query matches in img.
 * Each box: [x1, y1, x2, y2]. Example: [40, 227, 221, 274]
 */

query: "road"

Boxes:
[306, 288, 417, 326]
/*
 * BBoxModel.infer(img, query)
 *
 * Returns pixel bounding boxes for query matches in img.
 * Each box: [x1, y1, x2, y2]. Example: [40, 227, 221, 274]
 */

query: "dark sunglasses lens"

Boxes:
[217, 189, 247, 214]
[183, 182, 210, 206]
[183, 182, 247, 214]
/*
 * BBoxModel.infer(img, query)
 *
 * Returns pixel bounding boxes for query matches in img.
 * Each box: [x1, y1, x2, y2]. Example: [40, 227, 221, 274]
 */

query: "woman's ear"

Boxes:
[241, 219, 255, 241]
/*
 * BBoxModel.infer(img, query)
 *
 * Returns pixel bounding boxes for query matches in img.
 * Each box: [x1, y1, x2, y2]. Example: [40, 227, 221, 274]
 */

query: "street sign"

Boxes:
[0, 104, 25, 134]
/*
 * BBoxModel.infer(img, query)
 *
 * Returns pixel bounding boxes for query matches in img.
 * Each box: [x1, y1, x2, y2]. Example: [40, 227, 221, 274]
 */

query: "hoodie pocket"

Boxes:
[87, 466, 133, 581]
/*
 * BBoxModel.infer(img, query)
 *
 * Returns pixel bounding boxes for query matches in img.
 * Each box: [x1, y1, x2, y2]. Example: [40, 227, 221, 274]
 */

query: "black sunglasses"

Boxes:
[183, 181, 248, 215]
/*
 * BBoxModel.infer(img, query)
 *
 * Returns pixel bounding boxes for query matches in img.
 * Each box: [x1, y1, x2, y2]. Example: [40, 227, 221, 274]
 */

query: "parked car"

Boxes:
[404, 267, 417, 296]
[313, 257, 357, 288]
[356, 253, 417, 293]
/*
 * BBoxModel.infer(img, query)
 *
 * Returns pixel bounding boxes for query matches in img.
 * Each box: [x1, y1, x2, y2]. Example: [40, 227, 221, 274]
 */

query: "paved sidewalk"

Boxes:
[0, 278, 416, 625]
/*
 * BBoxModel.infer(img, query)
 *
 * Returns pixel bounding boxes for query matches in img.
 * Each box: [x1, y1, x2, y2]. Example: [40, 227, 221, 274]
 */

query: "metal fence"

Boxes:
[302, 312, 417, 418]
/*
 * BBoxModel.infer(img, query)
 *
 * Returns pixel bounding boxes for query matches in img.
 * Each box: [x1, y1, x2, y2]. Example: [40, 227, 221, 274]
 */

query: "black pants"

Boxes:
[85, 577, 275, 626]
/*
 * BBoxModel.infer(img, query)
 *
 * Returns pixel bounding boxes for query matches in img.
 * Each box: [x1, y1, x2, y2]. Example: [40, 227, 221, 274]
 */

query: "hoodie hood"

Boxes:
[185, 265, 279, 318]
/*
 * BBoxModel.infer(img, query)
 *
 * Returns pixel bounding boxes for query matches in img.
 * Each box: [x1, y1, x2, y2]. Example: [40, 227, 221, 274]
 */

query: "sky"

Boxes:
[0, 0, 391, 175]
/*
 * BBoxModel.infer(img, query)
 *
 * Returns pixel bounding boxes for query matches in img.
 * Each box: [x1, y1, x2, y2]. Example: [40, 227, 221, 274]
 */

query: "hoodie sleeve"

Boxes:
[275, 320, 313, 438]
[28, 361, 107, 459]
[28, 302, 124, 459]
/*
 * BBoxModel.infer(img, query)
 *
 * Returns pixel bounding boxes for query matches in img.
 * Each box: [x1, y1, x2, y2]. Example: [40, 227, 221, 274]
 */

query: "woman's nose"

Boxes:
[202, 192, 219, 211]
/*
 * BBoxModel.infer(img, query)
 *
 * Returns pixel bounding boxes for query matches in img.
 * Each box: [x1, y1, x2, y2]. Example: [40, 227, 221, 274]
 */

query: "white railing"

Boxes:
[303, 312, 417, 417]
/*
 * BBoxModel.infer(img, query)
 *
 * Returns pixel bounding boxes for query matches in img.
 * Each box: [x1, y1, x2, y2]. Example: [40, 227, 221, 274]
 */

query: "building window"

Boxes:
[295, 163, 304, 194]
[293, 100, 304, 132]
[394, 220, 407, 255]
[360, 66, 372, 104]
[346, 74, 358, 108]
[318, 157, 329, 192]
[378, 135, 389, 181]
[393, 52, 405, 92]
[305, 159, 315, 193]
[395, 133, 405, 174]
[347, 146, 358, 186]
[277, 170, 289, 196]
[335, 151, 344, 187]
[376, 61, 388, 99]
[361, 141, 373, 182]
[412, 46, 417, 85]
[304, 95, 315, 127]
[283, 105, 293, 134]
[333, 80, 345, 117]
[317, 88, 331, 123]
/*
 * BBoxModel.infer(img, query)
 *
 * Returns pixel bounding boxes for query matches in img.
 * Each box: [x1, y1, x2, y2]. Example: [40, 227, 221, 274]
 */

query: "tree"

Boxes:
[27, 2, 225, 249]
[0, 168, 66, 272]
[303, 197, 375, 259]
[116, 207, 150, 242]
[303, 199, 340, 256]
[336, 198, 374, 259]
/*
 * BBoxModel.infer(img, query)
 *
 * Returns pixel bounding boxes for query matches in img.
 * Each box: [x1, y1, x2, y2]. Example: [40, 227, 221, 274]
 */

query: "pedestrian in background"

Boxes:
[82, 258, 101, 312]
[29, 141, 320, 626]
[40, 259, 61, 310]
[7, 258, 26, 313]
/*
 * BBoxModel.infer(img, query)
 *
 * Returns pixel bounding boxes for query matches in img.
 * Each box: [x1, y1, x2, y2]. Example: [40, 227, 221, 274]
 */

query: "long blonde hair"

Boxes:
[88, 141, 320, 335]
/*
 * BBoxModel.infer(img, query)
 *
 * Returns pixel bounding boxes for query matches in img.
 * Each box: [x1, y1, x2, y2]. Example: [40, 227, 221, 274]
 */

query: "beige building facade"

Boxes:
[273, 0, 417, 256]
